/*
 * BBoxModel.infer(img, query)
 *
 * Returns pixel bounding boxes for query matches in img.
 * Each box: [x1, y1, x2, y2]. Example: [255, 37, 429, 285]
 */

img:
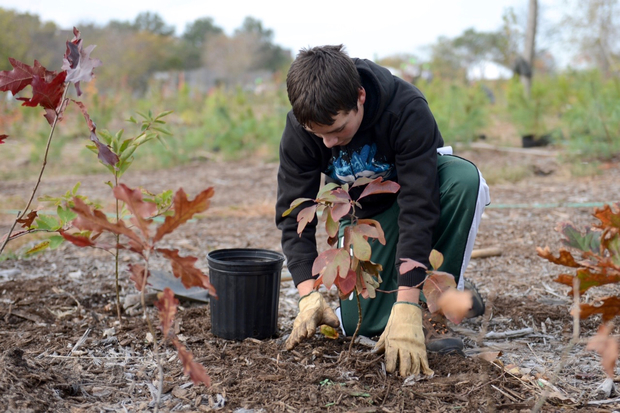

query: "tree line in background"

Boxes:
[0, 1, 618, 177]
[1, 1, 618, 92]
[0, 8, 292, 92]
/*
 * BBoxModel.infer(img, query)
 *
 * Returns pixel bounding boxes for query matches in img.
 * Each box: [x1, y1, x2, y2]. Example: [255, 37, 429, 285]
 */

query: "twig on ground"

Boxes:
[485, 328, 534, 339]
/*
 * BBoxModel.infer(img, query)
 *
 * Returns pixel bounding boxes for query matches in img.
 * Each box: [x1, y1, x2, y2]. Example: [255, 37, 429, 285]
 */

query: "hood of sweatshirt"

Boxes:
[353, 58, 396, 132]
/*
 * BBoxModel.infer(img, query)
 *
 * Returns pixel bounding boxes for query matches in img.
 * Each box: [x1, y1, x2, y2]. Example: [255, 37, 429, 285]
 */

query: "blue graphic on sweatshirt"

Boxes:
[326, 144, 395, 184]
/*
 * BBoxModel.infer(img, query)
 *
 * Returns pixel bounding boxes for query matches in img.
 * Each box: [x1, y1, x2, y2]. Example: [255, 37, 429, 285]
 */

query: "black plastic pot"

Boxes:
[207, 248, 285, 340]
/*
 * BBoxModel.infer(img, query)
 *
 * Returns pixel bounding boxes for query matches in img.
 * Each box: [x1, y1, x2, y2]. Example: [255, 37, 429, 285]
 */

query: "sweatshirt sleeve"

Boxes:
[391, 97, 443, 288]
[275, 112, 324, 287]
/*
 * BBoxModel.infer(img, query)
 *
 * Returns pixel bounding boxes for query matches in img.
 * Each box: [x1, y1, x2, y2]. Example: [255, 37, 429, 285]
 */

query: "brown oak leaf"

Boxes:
[155, 287, 178, 339]
[128, 263, 150, 291]
[16, 211, 38, 228]
[113, 184, 157, 239]
[156, 248, 216, 295]
[580, 296, 620, 322]
[173, 339, 210, 386]
[586, 324, 619, 378]
[153, 187, 214, 242]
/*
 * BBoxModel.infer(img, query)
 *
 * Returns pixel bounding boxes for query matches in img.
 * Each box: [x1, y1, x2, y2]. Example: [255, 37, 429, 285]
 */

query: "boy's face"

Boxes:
[305, 88, 366, 149]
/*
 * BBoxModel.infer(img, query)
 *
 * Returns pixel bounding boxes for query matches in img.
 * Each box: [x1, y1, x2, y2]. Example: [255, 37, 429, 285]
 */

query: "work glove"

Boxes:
[285, 291, 340, 350]
[374, 302, 434, 377]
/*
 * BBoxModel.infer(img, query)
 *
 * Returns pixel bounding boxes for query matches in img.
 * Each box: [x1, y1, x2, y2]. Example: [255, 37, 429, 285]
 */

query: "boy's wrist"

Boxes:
[396, 286, 421, 304]
[297, 279, 315, 298]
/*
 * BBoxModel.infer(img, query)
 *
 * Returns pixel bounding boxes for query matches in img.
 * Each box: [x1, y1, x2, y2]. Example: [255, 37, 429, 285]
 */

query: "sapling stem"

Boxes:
[114, 175, 122, 324]
[139, 254, 164, 412]
[348, 290, 363, 356]
[0, 88, 69, 256]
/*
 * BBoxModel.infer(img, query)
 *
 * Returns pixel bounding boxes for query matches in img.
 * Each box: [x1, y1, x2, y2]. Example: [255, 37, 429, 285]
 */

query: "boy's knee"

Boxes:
[438, 156, 480, 197]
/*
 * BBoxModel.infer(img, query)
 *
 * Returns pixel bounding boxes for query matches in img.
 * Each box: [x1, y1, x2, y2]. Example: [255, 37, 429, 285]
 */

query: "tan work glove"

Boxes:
[285, 291, 340, 350]
[374, 302, 434, 377]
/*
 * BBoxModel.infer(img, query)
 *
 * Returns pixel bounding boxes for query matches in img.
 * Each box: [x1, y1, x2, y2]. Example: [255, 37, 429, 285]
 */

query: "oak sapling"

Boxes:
[0, 27, 214, 405]
[538, 202, 620, 378]
[0, 27, 113, 257]
[63, 184, 216, 393]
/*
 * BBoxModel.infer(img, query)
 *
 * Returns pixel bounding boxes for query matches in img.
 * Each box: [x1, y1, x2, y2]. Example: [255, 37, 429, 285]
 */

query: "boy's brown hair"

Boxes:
[286, 45, 362, 128]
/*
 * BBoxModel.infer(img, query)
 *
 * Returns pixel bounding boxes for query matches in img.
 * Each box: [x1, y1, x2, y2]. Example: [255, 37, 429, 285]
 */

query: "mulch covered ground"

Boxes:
[1, 147, 619, 412]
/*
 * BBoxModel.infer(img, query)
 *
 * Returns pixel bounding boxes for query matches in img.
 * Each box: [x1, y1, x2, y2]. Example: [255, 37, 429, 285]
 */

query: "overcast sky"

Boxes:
[1, 0, 564, 60]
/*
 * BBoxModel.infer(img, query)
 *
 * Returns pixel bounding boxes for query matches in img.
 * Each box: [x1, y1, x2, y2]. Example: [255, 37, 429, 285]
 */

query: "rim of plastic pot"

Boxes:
[207, 248, 284, 271]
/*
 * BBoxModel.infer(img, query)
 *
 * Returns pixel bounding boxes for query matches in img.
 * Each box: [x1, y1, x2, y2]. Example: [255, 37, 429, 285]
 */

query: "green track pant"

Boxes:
[339, 154, 487, 337]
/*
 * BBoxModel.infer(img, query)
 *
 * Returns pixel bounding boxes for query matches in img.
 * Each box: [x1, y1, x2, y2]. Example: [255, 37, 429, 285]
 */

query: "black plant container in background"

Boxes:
[207, 248, 285, 340]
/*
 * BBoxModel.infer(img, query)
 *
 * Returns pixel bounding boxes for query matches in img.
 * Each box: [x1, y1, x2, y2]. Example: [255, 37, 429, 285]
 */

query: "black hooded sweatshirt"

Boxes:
[276, 58, 444, 288]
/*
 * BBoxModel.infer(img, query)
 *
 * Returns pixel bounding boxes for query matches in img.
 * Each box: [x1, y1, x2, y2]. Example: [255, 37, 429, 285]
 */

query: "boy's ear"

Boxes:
[358, 87, 366, 105]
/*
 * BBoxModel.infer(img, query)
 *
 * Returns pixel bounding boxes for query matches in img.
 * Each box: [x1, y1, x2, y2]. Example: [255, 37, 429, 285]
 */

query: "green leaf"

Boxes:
[155, 110, 173, 119]
[128, 116, 137, 123]
[57, 206, 77, 224]
[558, 222, 601, 254]
[119, 137, 132, 153]
[152, 126, 172, 136]
[72, 182, 81, 196]
[156, 134, 169, 149]
[48, 235, 65, 249]
[105, 181, 114, 189]
[119, 144, 137, 162]
[35, 214, 60, 231]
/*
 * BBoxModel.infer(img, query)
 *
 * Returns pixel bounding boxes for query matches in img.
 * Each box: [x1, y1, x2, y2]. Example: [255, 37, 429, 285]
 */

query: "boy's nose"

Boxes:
[322, 135, 337, 148]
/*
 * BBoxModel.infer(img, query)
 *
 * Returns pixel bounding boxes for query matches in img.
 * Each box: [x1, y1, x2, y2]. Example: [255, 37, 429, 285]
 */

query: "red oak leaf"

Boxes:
[0, 58, 47, 95]
[154, 287, 179, 339]
[0, 134, 7, 144]
[156, 248, 216, 295]
[59, 230, 96, 248]
[153, 187, 214, 242]
[72, 100, 119, 167]
[17, 72, 67, 111]
[173, 339, 210, 386]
